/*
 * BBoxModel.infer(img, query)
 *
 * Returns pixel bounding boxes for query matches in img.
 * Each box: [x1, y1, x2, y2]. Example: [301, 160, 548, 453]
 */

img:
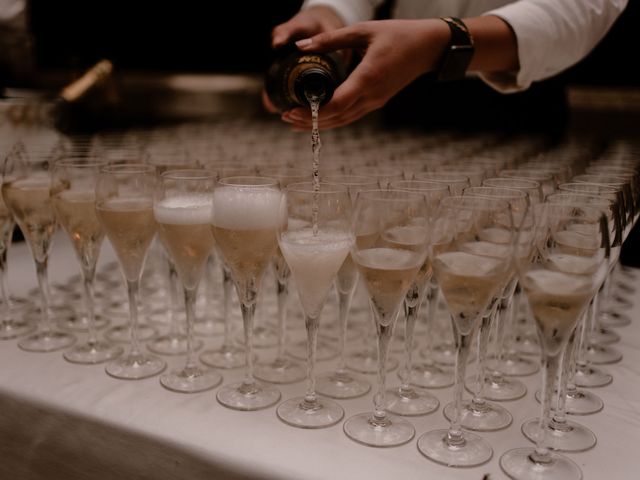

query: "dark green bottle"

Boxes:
[264, 44, 346, 112]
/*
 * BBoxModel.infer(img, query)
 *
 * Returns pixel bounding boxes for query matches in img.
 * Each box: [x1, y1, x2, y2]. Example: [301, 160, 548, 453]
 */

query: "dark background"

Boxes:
[28, 0, 639, 86]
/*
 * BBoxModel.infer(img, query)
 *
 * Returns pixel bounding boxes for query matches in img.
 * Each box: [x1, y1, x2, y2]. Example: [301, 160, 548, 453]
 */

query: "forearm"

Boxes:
[465, 15, 519, 74]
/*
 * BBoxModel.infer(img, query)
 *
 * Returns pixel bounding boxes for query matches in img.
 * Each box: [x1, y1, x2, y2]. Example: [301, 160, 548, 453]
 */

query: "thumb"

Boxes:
[296, 25, 368, 52]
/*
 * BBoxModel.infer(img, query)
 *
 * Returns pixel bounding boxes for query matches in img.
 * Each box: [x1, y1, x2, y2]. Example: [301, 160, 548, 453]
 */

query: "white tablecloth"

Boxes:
[1, 233, 640, 480]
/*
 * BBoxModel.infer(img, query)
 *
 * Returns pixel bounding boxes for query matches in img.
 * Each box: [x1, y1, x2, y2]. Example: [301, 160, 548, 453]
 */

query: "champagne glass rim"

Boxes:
[356, 188, 427, 202]
[100, 163, 154, 175]
[463, 185, 528, 200]
[415, 172, 469, 182]
[546, 192, 612, 207]
[559, 182, 619, 194]
[217, 175, 279, 188]
[389, 179, 450, 192]
[53, 157, 107, 169]
[483, 177, 541, 189]
[160, 168, 215, 181]
[440, 194, 509, 211]
[286, 182, 347, 194]
[322, 174, 378, 186]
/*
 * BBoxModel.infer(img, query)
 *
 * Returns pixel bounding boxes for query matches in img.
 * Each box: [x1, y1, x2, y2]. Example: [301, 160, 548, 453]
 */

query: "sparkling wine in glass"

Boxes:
[418, 196, 513, 467]
[96, 164, 166, 379]
[211, 176, 283, 410]
[155, 169, 222, 392]
[276, 183, 352, 428]
[500, 202, 610, 480]
[2, 147, 76, 351]
[52, 158, 123, 363]
[343, 190, 428, 447]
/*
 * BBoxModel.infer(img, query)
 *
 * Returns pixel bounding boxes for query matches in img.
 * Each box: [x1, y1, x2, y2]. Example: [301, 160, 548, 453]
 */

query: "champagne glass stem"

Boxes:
[82, 265, 98, 345]
[336, 288, 354, 373]
[240, 299, 257, 387]
[490, 296, 511, 382]
[275, 277, 289, 360]
[399, 301, 417, 391]
[35, 259, 52, 334]
[304, 313, 319, 405]
[576, 297, 596, 370]
[447, 324, 474, 445]
[472, 310, 493, 405]
[184, 287, 197, 370]
[221, 267, 233, 348]
[167, 260, 180, 335]
[127, 279, 142, 355]
[532, 350, 562, 463]
[373, 319, 394, 422]
[553, 331, 574, 426]
[421, 283, 439, 365]
[0, 244, 10, 322]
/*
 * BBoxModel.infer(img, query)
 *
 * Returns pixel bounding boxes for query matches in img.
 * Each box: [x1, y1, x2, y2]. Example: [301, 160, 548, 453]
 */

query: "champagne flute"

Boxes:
[2, 147, 76, 351]
[155, 169, 222, 392]
[344, 190, 428, 447]
[96, 164, 166, 379]
[146, 152, 203, 355]
[254, 167, 310, 384]
[276, 183, 352, 428]
[418, 196, 513, 467]
[384, 180, 448, 416]
[51, 158, 123, 363]
[315, 174, 377, 399]
[211, 176, 282, 410]
[500, 203, 610, 480]
[0, 148, 35, 339]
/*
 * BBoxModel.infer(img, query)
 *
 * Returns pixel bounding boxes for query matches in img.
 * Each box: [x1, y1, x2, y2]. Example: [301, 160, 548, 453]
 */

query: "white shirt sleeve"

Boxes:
[302, 0, 384, 25]
[481, 0, 628, 93]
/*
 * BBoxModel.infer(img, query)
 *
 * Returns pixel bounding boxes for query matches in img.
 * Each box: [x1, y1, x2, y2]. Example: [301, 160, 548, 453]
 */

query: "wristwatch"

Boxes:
[437, 17, 475, 82]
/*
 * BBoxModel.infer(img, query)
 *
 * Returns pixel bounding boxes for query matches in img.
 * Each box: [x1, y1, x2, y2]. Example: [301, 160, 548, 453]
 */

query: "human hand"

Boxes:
[282, 19, 450, 129]
[263, 6, 346, 113]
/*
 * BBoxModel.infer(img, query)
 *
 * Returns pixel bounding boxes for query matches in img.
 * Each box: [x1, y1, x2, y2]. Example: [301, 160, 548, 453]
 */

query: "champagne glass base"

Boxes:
[465, 375, 527, 401]
[346, 350, 398, 374]
[193, 320, 225, 337]
[512, 332, 540, 356]
[344, 412, 415, 447]
[443, 400, 512, 431]
[417, 429, 492, 467]
[105, 324, 157, 343]
[522, 417, 596, 452]
[535, 389, 604, 415]
[57, 313, 110, 332]
[63, 341, 124, 364]
[584, 343, 622, 365]
[573, 364, 613, 388]
[144, 308, 173, 327]
[588, 327, 620, 345]
[488, 354, 539, 377]
[277, 396, 344, 429]
[216, 381, 281, 411]
[160, 366, 223, 393]
[148, 333, 203, 356]
[105, 352, 166, 379]
[500, 447, 581, 480]
[200, 345, 248, 369]
[0, 319, 36, 340]
[385, 386, 439, 416]
[18, 330, 76, 352]
[236, 325, 278, 349]
[430, 343, 457, 366]
[599, 311, 631, 328]
[410, 362, 454, 388]
[315, 370, 371, 399]
[254, 356, 306, 384]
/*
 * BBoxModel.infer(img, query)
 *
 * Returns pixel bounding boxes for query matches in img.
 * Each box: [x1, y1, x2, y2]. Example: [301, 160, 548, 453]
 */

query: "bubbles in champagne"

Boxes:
[153, 195, 212, 225]
[211, 187, 284, 230]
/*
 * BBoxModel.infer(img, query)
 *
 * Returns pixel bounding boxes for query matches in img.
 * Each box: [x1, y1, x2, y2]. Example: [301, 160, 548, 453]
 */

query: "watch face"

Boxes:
[438, 45, 475, 82]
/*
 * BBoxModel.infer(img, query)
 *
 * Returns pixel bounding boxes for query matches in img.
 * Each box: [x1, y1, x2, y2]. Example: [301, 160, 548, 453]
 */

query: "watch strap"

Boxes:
[437, 17, 475, 82]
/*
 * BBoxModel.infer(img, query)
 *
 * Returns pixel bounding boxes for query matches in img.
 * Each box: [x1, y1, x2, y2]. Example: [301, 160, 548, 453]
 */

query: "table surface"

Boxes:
[1, 232, 639, 480]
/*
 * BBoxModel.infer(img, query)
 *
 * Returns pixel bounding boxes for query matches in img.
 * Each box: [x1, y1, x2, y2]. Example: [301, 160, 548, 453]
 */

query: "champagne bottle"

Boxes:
[264, 44, 346, 112]
[51, 59, 119, 133]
